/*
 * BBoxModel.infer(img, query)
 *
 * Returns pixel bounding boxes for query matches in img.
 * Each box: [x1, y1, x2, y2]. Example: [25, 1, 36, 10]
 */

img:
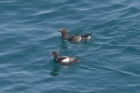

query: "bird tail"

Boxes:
[81, 32, 93, 38]
[74, 56, 80, 62]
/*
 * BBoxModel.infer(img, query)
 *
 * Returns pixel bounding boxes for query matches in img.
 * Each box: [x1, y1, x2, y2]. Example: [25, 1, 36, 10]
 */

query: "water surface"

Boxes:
[0, 0, 140, 93]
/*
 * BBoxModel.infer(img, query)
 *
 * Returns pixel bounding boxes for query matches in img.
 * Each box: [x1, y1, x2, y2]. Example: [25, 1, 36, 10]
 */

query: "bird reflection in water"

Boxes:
[59, 38, 68, 50]
[50, 64, 60, 77]
[49, 64, 74, 77]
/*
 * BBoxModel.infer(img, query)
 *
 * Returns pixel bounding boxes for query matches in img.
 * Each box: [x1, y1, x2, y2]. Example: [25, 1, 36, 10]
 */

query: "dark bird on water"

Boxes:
[50, 51, 80, 65]
[58, 28, 93, 43]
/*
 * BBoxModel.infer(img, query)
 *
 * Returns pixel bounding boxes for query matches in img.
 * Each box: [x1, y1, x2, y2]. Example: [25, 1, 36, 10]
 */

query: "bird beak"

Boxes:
[57, 29, 61, 32]
[50, 52, 53, 56]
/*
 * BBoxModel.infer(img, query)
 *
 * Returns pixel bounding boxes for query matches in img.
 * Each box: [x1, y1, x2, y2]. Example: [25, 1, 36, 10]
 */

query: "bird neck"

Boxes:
[54, 55, 59, 61]
[62, 33, 68, 40]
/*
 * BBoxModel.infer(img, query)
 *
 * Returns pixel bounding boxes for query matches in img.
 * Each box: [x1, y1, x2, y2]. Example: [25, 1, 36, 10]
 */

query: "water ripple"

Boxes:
[0, 0, 140, 93]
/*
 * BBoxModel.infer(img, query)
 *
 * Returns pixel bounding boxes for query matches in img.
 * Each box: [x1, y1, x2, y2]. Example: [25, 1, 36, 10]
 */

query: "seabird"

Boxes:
[50, 51, 80, 65]
[58, 28, 93, 42]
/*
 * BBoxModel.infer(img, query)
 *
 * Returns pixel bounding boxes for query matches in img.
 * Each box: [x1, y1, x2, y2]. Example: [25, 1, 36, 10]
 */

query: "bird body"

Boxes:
[51, 51, 79, 65]
[58, 28, 93, 42]
[67, 35, 82, 42]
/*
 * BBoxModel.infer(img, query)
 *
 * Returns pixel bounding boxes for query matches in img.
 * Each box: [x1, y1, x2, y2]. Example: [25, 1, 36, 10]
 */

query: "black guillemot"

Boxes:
[58, 28, 93, 42]
[50, 51, 80, 65]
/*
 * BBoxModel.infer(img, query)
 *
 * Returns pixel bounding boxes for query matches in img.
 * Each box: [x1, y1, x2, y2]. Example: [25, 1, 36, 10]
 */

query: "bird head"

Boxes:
[50, 51, 59, 56]
[57, 28, 68, 34]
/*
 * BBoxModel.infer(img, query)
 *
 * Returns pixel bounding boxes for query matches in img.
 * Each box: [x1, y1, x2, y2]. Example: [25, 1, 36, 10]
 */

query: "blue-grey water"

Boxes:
[0, 0, 140, 93]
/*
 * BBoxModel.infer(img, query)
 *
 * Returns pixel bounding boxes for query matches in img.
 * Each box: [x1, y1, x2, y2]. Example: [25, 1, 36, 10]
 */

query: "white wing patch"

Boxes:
[74, 36, 81, 42]
[62, 58, 70, 63]
[87, 36, 91, 40]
